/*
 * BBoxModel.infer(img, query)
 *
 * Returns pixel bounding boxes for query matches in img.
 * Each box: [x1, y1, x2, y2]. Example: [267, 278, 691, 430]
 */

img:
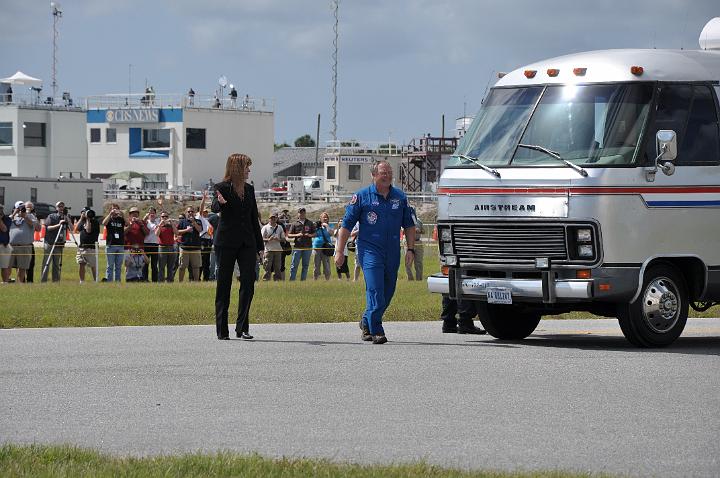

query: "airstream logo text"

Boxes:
[474, 204, 536, 212]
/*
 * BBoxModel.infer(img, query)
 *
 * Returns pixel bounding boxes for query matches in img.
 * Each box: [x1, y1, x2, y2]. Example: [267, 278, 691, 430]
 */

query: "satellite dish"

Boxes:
[229, 84, 234, 89]
[218, 75, 227, 88]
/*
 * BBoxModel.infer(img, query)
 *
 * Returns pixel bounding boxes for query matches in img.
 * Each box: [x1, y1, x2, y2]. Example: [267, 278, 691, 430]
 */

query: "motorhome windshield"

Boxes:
[452, 83, 653, 167]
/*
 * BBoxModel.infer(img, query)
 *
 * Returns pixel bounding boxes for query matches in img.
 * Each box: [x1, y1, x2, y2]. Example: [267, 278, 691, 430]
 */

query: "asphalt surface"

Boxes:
[1, 319, 719, 477]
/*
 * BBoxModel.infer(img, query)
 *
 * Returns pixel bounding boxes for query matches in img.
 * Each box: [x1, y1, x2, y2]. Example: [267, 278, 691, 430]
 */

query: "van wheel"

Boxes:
[478, 304, 541, 340]
[617, 264, 688, 347]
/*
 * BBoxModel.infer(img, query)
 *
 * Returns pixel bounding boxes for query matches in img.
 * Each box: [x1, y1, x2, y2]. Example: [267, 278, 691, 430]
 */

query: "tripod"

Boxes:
[41, 216, 78, 280]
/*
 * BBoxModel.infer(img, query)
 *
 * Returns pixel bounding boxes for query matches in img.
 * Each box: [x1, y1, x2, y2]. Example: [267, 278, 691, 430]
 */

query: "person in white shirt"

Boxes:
[261, 212, 286, 281]
[143, 207, 160, 282]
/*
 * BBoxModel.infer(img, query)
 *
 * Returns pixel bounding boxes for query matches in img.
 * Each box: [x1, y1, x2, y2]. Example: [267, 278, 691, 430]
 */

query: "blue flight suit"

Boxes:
[342, 183, 414, 335]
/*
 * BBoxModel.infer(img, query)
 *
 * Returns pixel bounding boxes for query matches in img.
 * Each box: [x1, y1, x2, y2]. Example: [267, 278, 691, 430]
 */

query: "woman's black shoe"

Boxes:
[237, 332, 254, 340]
[217, 335, 230, 340]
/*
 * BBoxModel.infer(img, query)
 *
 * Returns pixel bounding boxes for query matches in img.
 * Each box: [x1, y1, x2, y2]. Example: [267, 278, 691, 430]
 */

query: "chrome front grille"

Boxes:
[452, 223, 568, 266]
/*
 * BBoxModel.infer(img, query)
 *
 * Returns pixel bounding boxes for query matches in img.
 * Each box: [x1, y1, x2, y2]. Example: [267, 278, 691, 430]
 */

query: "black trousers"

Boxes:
[142, 243, 159, 282]
[215, 246, 257, 338]
[200, 239, 213, 281]
[440, 295, 478, 324]
[27, 245, 36, 283]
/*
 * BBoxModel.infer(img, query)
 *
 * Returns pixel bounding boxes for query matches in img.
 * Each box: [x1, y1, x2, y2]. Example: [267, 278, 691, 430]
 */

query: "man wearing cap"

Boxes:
[334, 161, 416, 344]
[287, 207, 315, 281]
[261, 212, 285, 281]
[9, 201, 37, 283]
[41, 201, 73, 282]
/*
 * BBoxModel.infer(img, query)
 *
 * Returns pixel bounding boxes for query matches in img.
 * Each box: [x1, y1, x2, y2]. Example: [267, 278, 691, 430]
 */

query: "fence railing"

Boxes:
[104, 189, 438, 203]
[85, 94, 275, 113]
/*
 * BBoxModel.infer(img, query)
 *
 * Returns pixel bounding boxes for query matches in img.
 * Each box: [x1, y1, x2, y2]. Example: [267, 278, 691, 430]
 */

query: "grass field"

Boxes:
[1, 247, 718, 329]
[0, 444, 609, 478]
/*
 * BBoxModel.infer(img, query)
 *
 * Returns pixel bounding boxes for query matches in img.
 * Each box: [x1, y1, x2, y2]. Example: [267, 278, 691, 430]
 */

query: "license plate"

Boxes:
[486, 287, 512, 304]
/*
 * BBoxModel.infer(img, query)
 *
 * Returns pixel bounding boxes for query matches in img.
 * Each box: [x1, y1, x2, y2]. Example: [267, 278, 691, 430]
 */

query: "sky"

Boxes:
[1, 0, 717, 146]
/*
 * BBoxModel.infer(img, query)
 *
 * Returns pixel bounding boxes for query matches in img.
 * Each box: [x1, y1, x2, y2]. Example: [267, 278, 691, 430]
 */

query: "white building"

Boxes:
[86, 94, 274, 190]
[323, 141, 401, 194]
[0, 95, 88, 179]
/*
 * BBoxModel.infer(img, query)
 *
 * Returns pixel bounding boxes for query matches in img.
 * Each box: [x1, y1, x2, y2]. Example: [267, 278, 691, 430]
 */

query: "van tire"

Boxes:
[478, 304, 541, 340]
[617, 264, 688, 347]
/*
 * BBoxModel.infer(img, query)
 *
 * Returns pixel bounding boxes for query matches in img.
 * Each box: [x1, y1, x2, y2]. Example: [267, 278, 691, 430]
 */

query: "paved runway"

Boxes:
[1, 319, 719, 477]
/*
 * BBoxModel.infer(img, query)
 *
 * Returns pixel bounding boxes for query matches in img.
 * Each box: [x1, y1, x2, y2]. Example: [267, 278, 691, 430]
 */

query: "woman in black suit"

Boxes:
[212, 153, 264, 340]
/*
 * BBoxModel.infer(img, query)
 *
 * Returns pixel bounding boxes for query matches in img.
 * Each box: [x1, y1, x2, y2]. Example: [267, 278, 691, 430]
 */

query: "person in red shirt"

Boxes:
[156, 211, 178, 282]
[124, 206, 149, 253]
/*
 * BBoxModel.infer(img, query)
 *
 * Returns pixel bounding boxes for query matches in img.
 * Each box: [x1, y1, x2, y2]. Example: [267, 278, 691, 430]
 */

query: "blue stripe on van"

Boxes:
[646, 200, 720, 207]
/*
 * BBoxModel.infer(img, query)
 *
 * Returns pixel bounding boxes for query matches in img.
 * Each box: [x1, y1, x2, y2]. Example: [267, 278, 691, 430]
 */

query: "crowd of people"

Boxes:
[0, 197, 426, 286]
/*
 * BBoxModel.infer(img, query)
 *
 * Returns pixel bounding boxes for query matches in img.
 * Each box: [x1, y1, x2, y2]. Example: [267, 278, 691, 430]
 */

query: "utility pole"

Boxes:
[51, 2, 63, 100]
[331, 0, 339, 141]
[314, 113, 321, 176]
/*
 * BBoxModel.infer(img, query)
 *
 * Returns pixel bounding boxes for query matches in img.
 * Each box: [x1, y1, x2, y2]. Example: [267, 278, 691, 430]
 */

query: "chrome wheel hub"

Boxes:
[641, 277, 680, 333]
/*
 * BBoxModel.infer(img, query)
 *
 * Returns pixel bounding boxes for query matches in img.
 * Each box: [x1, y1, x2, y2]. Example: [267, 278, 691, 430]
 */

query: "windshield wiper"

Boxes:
[452, 154, 501, 178]
[516, 144, 588, 177]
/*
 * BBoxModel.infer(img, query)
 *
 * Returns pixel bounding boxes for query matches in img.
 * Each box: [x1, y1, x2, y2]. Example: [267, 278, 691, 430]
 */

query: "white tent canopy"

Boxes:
[0, 71, 43, 87]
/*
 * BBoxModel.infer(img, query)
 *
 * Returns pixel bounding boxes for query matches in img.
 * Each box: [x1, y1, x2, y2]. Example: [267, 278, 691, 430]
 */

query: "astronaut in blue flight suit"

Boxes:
[335, 161, 416, 344]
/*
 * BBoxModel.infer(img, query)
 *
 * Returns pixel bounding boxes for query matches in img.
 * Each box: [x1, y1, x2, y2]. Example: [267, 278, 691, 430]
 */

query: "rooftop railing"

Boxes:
[0, 92, 84, 111]
[324, 140, 401, 155]
[84, 93, 275, 113]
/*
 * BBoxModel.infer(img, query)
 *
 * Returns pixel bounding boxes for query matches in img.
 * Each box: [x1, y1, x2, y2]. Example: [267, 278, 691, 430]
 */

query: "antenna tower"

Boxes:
[331, 0, 339, 141]
[51, 2, 63, 100]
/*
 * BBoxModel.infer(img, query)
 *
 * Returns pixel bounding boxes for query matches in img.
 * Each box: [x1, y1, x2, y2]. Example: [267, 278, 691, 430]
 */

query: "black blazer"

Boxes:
[211, 181, 263, 252]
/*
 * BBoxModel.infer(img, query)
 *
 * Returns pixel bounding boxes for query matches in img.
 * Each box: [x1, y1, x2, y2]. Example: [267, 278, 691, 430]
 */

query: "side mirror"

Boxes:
[656, 130, 677, 161]
[654, 130, 677, 176]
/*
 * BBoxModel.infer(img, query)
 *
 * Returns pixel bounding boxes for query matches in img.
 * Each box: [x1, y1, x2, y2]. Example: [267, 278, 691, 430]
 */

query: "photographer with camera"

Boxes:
[76, 207, 100, 283]
[0, 204, 11, 283]
[142, 207, 160, 282]
[102, 203, 125, 282]
[9, 201, 37, 283]
[23, 202, 41, 282]
[124, 207, 149, 280]
[41, 201, 73, 282]
[156, 211, 178, 282]
[177, 206, 203, 282]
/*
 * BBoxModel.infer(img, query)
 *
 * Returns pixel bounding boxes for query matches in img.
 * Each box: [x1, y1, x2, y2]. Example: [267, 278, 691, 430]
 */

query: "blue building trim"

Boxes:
[129, 150, 169, 158]
[86, 108, 183, 123]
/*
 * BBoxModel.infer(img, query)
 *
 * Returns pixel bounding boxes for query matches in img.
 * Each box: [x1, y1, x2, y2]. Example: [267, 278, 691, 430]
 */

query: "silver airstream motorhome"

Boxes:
[429, 18, 720, 347]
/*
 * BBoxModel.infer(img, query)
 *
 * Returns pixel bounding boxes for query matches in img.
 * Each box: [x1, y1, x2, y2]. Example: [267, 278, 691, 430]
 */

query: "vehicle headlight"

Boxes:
[576, 228, 592, 242]
[442, 242, 453, 255]
[578, 244, 594, 257]
[440, 228, 451, 242]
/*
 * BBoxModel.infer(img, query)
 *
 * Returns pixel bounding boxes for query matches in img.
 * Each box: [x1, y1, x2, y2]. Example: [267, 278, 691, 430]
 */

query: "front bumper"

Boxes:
[427, 274, 592, 301]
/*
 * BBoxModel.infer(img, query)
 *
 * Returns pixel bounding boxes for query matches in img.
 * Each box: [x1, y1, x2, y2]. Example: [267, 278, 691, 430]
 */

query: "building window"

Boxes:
[86, 189, 93, 207]
[30, 188, 37, 203]
[24, 122, 46, 147]
[106, 128, 117, 143]
[143, 128, 171, 149]
[348, 164, 362, 180]
[326, 165, 336, 180]
[0, 122, 12, 146]
[186, 128, 206, 149]
[90, 128, 101, 143]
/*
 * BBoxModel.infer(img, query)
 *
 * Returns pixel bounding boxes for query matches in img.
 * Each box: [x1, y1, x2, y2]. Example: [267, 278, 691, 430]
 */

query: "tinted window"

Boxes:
[679, 85, 719, 164]
[186, 128, 206, 149]
[143, 129, 170, 148]
[106, 128, 117, 143]
[24, 122, 46, 147]
[90, 128, 101, 143]
[326, 165, 336, 180]
[348, 164, 361, 180]
[0, 122, 12, 146]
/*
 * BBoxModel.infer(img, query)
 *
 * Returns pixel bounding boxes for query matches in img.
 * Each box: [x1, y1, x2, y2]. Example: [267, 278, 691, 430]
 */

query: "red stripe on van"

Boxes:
[437, 186, 720, 195]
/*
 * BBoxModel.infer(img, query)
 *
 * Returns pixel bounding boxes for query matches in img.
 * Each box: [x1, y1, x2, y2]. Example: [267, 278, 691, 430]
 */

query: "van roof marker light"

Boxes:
[573, 67, 587, 76]
[547, 69, 560, 77]
[630, 66, 644, 76]
[524, 70, 537, 79]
